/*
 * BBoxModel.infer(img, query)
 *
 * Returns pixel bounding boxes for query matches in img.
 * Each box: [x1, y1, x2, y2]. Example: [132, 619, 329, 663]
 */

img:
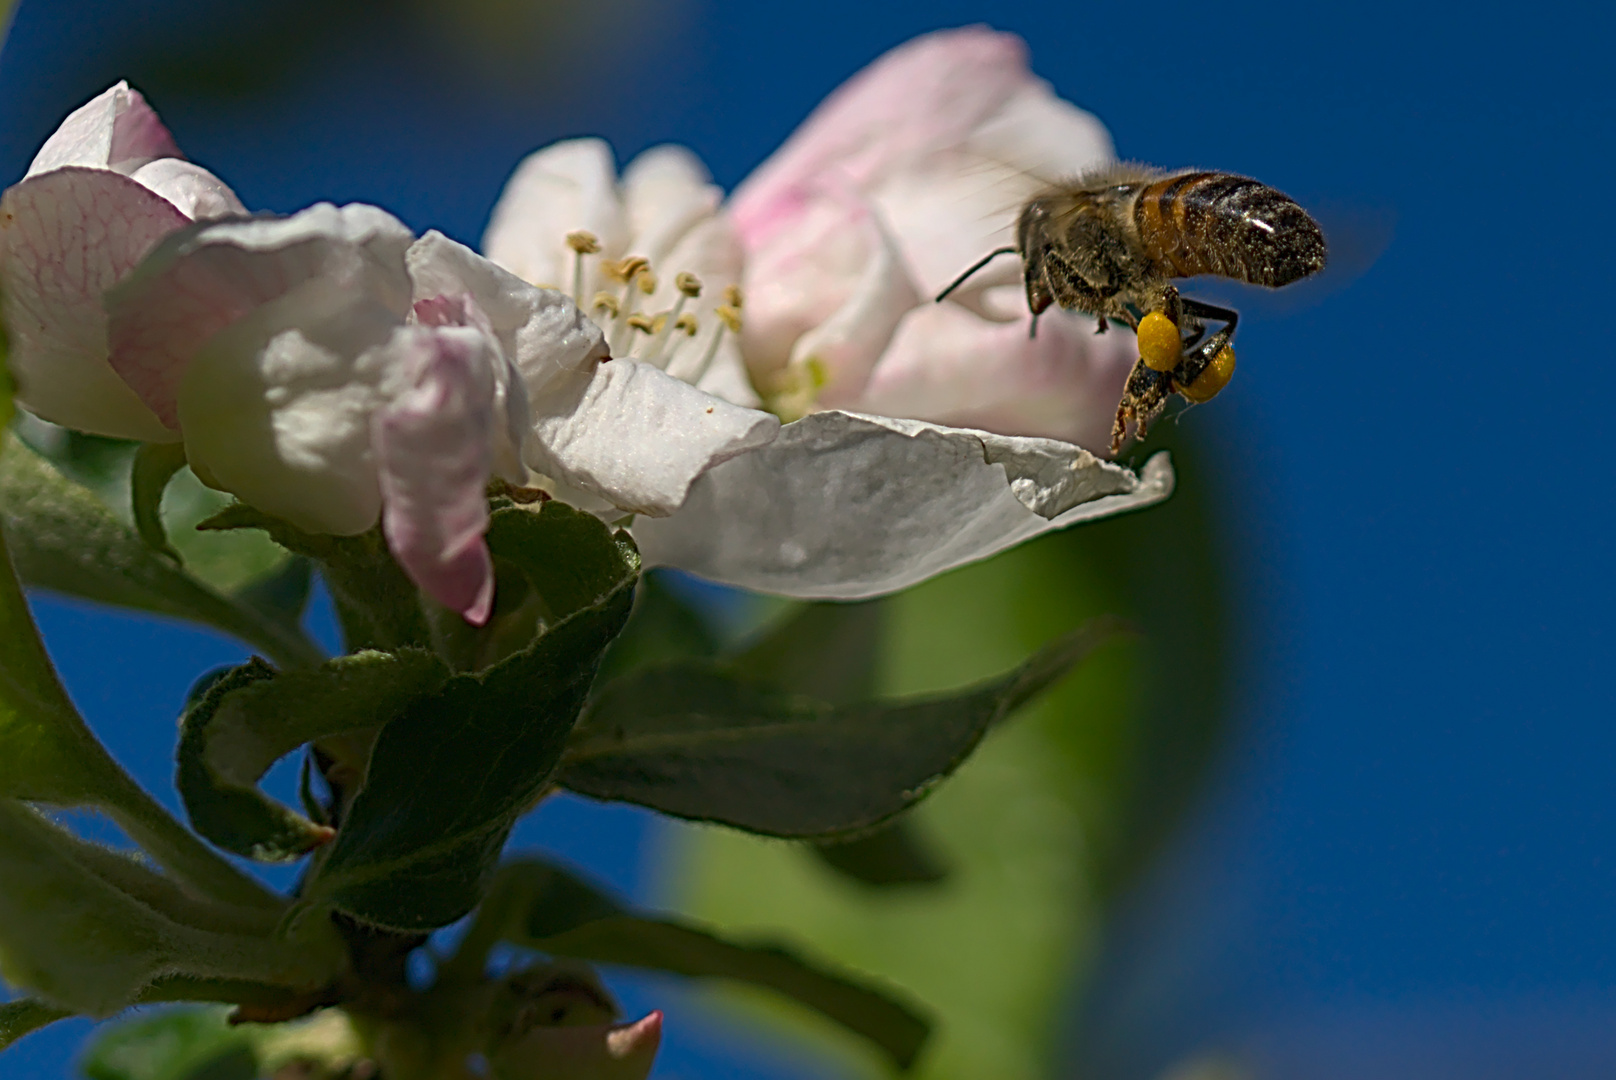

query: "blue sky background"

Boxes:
[2, 0, 1614, 1077]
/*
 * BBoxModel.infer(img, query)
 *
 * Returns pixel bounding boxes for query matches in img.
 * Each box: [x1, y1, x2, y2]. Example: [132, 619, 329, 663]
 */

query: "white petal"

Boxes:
[408, 231, 605, 391]
[621, 144, 722, 265]
[27, 82, 181, 177]
[107, 203, 413, 427]
[631, 411, 1174, 599]
[482, 138, 626, 294]
[525, 358, 779, 517]
[0, 168, 187, 440]
[175, 275, 402, 536]
[127, 158, 247, 220]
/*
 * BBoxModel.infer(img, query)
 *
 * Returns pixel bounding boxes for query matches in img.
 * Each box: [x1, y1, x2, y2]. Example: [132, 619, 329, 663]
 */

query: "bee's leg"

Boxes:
[1172, 298, 1241, 403]
[1178, 297, 1239, 362]
[1042, 247, 1113, 330]
[1110, 361, 1173, 454]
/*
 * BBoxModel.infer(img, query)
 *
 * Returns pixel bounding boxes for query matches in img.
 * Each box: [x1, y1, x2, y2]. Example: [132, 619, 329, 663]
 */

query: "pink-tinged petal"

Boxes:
[482, 138, 626, 294]
[739, 185, 882, 377]
[855, 302, 1136, 450]
[526, 358, 779, 517]
[408, 230, 605, 393]
[788, 203, 921, 405]
[175, 274, 401, 536]
[373, 327, 497, 625]
[107, 203, 413, 426]
[28, 82, 182, 177]
[620, 145, 722, 264]
[0, 167, 188, 440]
[490, 1011, 663, 1080]
[127, 158, 247, 220]
[731, 27, 1029, 247]
[633, 412, 1174, 599]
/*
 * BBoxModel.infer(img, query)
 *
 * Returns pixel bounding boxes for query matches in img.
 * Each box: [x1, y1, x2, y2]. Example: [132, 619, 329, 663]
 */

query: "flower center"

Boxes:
[564, 229, 743, 387]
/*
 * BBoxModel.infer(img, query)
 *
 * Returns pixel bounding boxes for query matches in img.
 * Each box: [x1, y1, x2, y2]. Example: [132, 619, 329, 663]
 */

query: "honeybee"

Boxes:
[938, 166, 1327, 453]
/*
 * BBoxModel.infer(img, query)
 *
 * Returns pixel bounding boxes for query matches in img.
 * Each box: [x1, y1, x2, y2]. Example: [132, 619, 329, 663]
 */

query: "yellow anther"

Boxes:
[626, 313, 656, 334]
[566, 230, 601, 255]
[1177, 345, 1236, 403]
[723, 284, 744, 308]
[1137, 310, 1182, 372]
[637, 271, 658, 296]
[675, 271, 702, 297]
[592, 292, 620, 317]
[715, 304, 742, 333]
[603, 255, 649, 283]
[651, 313, 668, 334]
[675, 313, 699, 335]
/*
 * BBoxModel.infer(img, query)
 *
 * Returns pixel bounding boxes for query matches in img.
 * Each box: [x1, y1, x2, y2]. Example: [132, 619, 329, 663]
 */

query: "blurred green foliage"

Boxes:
[667, 429, 1228, 1078]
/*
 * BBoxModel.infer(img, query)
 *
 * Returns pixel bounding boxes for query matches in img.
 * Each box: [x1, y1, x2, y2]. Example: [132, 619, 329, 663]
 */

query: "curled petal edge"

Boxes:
[631, 410, 1174, 600]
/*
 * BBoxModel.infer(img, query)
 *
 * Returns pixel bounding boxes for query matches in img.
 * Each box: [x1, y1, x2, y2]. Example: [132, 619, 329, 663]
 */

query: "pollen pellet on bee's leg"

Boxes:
[1177, 345, 1236, 403]
[1136, 310, 1182, 372]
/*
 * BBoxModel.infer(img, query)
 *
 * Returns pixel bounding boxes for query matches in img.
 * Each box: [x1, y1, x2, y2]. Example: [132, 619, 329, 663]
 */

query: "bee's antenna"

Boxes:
[934, 247, 1018, 302]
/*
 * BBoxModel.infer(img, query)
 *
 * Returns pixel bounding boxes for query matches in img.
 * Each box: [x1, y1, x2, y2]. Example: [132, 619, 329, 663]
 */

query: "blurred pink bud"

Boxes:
[0, 82, 246, 440]
[489, 1011, 663, 1080]
[728, 26, 1138, 450]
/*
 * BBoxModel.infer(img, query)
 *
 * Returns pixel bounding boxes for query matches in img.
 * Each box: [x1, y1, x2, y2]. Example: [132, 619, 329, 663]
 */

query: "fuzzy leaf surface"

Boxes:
[304, 506, 639, 930]
[560, 623, 1116, 838]
[0, 800, 341, 1017]
[0, 435, 321, 668]
[177, 650, 449, 861]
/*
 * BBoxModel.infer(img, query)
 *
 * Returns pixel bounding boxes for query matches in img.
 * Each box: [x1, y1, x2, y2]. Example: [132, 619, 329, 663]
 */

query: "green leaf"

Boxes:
[594, 570, 720, 686]
[729, 599, 884, 705]
[303, 506, 639, 931]
[198, 504, 428, 653]
[467, 860, 930, 1072]
[130, 442, 188, 562]
[0, 800, 342, 1017]
[177, 650, 449, 861]
[0, 434, 323, 670]
[669, 429, 1232, 1080]
[80, 1007, 254, 1080]
[0, 997, 70, 1052]
[730, 601, 952, 887]
[809, 819, 949, 888]
[560, 621, 1117, 838]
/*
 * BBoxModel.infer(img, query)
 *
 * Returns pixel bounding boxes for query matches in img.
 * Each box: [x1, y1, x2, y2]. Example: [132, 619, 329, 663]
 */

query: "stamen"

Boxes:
[606, 257, 652, 354]
[724, 284, 744, 309]
[643, 272, 704, 367]
[592, 292, 620, 319]
[660, 313, 701, 372]
[566, 230, 601, 307]
[626, 313, 656, 335]
[684, 303, 741, 386]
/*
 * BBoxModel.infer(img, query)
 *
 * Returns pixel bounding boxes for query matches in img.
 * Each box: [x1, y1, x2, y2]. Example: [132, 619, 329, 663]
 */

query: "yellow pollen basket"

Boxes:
[1178, 346, 1236, 403]
[1137, 310, 1182, 372]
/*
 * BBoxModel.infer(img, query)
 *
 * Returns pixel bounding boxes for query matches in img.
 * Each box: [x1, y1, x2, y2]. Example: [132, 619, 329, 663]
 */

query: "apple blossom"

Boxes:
[481, 32, 1175, 601]
[729, 25, 1139, 449]
[100, 208, 776, 622]
[0, 81, 246, 442]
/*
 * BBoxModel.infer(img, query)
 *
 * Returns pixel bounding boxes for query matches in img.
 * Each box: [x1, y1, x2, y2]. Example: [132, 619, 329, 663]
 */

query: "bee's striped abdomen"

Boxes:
[1133, 171, 1326, 287]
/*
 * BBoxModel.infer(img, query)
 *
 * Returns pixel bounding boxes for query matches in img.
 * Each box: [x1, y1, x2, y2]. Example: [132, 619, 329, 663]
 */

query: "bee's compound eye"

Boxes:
[1137, 311, 1181, 372]
[1177, 346, 1236, 402]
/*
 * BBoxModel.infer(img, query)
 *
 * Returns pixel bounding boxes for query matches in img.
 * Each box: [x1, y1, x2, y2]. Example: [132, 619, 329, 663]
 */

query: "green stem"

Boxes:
[0, 535, 280, 910]
[100, 767, 283, 912]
